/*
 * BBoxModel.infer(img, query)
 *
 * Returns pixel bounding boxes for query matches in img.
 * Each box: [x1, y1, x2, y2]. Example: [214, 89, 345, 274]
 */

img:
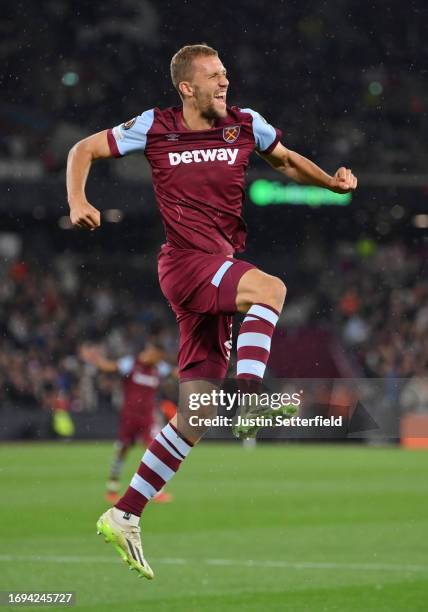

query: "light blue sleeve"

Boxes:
[157, 361, 172, 378]
[240, 108, 280, 153]
[110, 109, 155, 156]
[117, 355, 135, 376]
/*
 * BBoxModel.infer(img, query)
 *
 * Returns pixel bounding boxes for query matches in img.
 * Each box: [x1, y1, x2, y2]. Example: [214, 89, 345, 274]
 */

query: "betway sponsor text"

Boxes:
[168, 148, 239, 166]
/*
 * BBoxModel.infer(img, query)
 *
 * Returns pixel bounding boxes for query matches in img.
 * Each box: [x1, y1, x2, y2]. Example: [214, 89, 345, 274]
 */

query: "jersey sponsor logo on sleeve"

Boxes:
[168, 148, 238, 166]
[223, 125, 240, 143]
[123, 117, 137, 130]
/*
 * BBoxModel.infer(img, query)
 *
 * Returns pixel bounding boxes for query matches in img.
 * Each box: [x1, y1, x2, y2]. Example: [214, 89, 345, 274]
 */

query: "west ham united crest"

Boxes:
[223, 125, 240, 144]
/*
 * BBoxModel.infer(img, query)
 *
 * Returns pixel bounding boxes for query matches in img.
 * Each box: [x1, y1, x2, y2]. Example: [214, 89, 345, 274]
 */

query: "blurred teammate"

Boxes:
[67, 44, 357, 579]
[80, 343, 174, 504]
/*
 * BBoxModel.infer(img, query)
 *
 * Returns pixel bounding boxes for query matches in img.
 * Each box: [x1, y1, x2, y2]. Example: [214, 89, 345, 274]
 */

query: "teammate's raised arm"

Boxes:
[79, 345, 119, 373]
[66, 130, 112, 230]
[258, 141, 357, 194]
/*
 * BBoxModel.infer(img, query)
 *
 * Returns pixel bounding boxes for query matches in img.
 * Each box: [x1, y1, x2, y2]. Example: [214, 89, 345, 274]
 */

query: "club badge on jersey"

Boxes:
[223, 125, 240, 143]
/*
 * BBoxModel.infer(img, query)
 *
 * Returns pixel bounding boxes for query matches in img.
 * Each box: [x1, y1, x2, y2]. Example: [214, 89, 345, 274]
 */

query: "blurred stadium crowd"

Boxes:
[1, 240, 427, 414]
[1, 0, 427, 174]
[0, 252, 177, 413]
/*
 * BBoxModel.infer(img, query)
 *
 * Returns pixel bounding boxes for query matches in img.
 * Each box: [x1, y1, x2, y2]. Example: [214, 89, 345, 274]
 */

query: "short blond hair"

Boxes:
[170, 44, 218, 95]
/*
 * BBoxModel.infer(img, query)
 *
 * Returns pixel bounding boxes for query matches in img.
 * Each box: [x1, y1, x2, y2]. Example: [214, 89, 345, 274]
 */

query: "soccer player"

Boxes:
[79, 342, 174, 504]
[66, 44, 357, 579]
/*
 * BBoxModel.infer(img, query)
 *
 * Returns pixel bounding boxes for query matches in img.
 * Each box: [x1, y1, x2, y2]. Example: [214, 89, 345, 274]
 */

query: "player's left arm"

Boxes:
[258, 142, 357, 194]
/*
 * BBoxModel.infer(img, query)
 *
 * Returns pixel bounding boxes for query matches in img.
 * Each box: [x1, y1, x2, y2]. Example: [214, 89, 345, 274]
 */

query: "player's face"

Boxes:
[140, 345, 164, 365]
[190, 56, 229, 120]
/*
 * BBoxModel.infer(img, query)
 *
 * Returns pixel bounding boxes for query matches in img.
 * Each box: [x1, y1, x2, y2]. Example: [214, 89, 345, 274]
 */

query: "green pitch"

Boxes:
[1, 442, 427, 611]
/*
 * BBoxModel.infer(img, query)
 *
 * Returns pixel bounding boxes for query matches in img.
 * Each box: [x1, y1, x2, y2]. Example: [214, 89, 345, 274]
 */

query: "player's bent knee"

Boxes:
[269, 276, 287, 307]
[236, 269, 286, 313]
[253, 275, 286, 311]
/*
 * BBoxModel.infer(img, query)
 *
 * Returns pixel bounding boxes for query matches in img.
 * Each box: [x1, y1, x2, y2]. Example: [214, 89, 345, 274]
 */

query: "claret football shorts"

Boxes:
[158, 245, 256, 380]
[117, 410, 155, 447]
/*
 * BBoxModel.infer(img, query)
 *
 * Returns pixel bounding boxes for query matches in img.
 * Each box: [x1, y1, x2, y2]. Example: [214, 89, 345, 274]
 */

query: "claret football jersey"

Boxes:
[107, 106, 282, 255]
[117, 356, 171, 414]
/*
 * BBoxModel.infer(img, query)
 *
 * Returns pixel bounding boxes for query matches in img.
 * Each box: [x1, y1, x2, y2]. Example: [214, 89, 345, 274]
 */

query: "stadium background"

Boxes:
[1, 1, 428, 610]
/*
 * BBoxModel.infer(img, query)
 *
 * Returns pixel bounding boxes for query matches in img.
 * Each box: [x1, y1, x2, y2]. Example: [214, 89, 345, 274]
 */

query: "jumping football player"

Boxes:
[66, 44, 357, 579]
[79, 342, 174, 504]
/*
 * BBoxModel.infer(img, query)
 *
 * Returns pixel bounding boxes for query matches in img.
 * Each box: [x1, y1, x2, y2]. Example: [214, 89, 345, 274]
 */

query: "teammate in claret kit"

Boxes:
[66, 44, 357, 579]
[79, 342, 175, 504]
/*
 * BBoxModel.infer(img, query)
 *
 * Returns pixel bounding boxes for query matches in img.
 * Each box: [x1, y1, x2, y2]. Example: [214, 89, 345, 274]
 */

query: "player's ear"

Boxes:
[179, 81, 194, 99]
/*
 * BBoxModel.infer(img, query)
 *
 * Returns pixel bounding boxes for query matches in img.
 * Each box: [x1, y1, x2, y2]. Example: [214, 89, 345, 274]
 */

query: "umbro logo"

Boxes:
[166, 134, 180, 141]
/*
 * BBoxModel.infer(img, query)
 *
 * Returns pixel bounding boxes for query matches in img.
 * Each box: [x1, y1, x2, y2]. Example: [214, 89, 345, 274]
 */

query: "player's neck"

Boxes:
[181, 106, 215, 131]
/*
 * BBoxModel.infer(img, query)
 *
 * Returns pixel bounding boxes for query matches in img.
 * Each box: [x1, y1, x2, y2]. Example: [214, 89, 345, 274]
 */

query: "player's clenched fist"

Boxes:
[329, 167, 358, 194]
[69, 200, 101, 230]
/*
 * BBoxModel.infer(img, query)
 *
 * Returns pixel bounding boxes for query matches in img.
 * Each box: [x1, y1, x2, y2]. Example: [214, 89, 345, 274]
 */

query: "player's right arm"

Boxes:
[67, 111, 154, 229]
[79, 345, 119, 373]
[66, 131, 112, 230]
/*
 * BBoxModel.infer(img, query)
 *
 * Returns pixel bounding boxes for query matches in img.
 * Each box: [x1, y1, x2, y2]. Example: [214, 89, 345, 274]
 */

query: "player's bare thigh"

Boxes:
[235, 268, 287, 314]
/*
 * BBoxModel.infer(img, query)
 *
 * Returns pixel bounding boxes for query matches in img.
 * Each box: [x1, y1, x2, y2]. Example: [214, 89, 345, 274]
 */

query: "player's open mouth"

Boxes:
[214, 93, 226, 104]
